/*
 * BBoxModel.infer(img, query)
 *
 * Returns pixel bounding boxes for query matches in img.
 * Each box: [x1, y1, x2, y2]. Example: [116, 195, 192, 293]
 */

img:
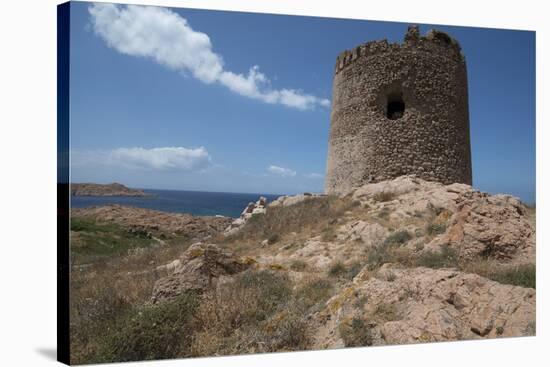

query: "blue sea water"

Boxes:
[70, 189, 282, 218]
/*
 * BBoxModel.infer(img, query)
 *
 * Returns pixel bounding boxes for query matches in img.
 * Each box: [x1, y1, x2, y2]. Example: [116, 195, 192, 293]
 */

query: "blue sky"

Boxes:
[69, 2, 535, 202]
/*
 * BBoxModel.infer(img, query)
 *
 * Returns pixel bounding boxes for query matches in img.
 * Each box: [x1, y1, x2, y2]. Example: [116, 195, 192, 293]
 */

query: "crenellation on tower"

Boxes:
[334, 26, 464, 76]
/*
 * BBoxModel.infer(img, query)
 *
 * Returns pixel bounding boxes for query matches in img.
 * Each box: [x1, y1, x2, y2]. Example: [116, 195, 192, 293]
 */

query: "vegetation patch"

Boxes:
[321, 227, 337, 242]
[463, 261, 536, 289]
[190, 269, 309, 355]
[94, 292, 199, 363]
[416, 245, 459, 269]
[426, 222, 447, 236]
[289, 260, 308, 271]
[267, 233, 280, 245]
[226, 195, 355, 244]
[373, 191, 397, 202]
[339, 317, 374, 347]
[373, 302, 400, 322]
[366, 241, 414, 269]
[70, 218, 155, 263]
[328, 261, 363, 280]
[295, 278, 334, 308]
[383, 230, 412, 246]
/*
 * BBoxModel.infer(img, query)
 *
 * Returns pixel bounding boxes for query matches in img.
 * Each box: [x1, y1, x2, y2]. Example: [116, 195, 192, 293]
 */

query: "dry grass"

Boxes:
[190, 269, 311, 356]
[372, 191, 397, 202]
[223, 195, 356, 251]
[461, 260, 536, 289]
[69, 219, 199, 364]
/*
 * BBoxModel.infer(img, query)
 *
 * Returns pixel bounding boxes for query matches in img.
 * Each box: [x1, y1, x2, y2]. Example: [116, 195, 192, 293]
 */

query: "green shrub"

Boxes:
[383, 230, 412, 246]
[94, 292, 199, 363]
[339, 317, 373, 347]
[426, 222, 447, 236]
[416, 245, 459, 269]
[328, 261, 347, 277]
[267, 233, 280, 244]
[289, 260, 307, 271]
[328, 261, 363, 280]
[70, 217, 154, 263]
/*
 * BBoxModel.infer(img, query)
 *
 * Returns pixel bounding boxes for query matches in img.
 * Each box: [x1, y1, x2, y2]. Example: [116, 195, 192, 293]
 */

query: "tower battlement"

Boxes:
[334, 27, 464, 75]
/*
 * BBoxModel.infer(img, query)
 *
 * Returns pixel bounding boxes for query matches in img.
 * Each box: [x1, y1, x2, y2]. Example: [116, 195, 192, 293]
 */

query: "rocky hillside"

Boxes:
[70, 176, 535, 363]
[72, 204, 232, 239]
[71, 182, 150, 196]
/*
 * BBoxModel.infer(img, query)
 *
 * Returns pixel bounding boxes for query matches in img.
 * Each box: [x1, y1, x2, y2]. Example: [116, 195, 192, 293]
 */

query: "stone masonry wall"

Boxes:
[325, 26, 472, 195]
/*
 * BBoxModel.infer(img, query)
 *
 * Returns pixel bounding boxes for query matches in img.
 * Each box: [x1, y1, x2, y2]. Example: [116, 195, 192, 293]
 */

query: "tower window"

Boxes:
[386, 92, 405, 120]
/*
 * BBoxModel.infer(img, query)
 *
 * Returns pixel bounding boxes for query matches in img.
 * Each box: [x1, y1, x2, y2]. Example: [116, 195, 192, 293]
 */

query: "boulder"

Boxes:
[151, 243, 250, 303]
[433, 192, 535, 263]
[269, 193, 327, 208]
[224, 196, 269, 235]
[347, 175, 534, 264]
[314, 266, 535, 348]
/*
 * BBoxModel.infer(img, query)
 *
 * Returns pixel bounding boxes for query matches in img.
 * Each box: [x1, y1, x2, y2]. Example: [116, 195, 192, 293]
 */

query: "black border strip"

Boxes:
[57, 2, 71, 365]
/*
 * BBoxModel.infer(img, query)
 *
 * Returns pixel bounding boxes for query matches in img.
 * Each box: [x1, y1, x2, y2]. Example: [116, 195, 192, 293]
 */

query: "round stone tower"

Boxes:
[325, 26, 472, 194]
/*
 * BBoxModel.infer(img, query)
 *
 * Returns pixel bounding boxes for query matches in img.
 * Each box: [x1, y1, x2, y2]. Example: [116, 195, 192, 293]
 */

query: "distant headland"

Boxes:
[71, 182, 150, 197]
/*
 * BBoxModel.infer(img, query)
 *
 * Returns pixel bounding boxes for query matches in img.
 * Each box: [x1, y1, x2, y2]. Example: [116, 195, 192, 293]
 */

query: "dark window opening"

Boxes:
[386, 93, 405, 120]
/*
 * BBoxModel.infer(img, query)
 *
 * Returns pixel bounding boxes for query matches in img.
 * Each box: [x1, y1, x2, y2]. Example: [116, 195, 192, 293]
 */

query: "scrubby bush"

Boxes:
[321, 227, 337, 242]
[426, 222, 447, 236]
[416, 245, 459, 269]
[259, 310, 310, 351]
[289, 260, 307, 271]
[328, 261, 347, 277]
[295, 278, 334, 308]
[94, 292, 199, 363]
[267, 233, 280, 245]
[328, 261, 363, 280]
[383, 230, 412, 246]
[376, 207, 391, 219]
[373, 192, 396, 202]
[215, 270, 292, 329]
[339, 317, 374, 347]
[373, 302, 400, 322]
[191, 270, 309, 356]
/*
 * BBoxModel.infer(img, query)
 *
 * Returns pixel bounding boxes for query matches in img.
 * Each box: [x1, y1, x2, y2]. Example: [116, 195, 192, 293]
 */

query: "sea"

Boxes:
[70, 189, 282, 218]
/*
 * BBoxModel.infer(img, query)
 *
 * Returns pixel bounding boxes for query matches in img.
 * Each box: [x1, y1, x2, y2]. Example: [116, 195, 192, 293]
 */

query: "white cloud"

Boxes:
[88, 4, 330, 110]
[268, 165, 297, 177]
[72, 146, 212, 171]
[304, 172, 324, 179]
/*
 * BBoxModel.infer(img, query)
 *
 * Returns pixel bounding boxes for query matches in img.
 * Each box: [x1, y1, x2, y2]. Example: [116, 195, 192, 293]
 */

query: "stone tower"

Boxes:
[325, 26, 472, 195]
